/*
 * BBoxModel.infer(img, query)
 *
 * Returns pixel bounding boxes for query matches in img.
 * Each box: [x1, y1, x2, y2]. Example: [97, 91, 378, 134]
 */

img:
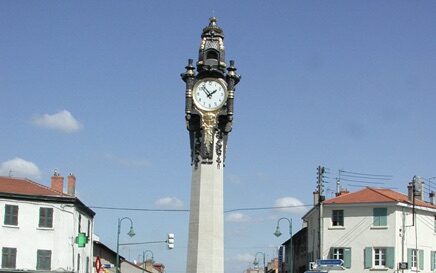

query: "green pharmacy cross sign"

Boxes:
[75, 233, 89, 248]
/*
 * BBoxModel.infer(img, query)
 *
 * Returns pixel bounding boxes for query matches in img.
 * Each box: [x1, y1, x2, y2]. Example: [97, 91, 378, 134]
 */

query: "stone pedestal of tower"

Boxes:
[186, 139, 224, 273]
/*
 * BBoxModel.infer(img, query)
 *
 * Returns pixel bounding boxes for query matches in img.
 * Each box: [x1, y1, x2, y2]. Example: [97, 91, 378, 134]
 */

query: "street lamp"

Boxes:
[274, 217, 293, 273]
[142, 250, 154, 273]
[143, 250, 154, 263]
[253, 252, 267, 273]
[116, 217, 135, 273]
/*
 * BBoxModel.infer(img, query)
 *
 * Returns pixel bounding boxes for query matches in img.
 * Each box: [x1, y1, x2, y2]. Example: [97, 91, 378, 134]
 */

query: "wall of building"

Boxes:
[0, 198, 93, 272]
[305, 202, 436, 273]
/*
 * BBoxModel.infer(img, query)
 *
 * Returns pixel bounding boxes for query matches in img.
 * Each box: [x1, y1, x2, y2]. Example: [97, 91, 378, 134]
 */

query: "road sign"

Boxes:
[95, 257, 102, 273]
[399, 262, 408, 269]
[316, 259, 345, 270]
[317, 259, 343, 266]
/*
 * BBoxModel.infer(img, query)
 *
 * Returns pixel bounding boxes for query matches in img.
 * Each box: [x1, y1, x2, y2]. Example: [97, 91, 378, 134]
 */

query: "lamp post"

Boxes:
[116, 217, 135, 273]
[274, 217, 293, 273]
[253, 252, 267, 273]
[142, 250, 154, 273]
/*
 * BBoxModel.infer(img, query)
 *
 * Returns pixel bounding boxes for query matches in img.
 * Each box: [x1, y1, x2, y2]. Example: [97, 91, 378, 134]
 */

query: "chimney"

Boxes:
[67, 173, 76, 197]
[407, 183, 413, 202]
[313, 191, 320, 206]
[336, 189, 350, 197]
[430, 192, 436, 205]
[51, 169, 64, 193]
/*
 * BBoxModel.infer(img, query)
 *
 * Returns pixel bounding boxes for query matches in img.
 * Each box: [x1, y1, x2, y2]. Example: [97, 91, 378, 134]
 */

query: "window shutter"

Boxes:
[39, 207, 45, 227]
[407, 249, 412, 269]
[373, 208, 387, 226]
[329, 247, 333, 259]
[373, 209, 380, 226]
[386, 247, 395, 269]
[343, 248, 351, 268]
[47, 208, 53, 227]
[364, 247, 372, 269]
[380, 209, 387, 226]
[431, 251, 435, 271]
[419, 249, 424, 270]
[12, 206, 18, 225]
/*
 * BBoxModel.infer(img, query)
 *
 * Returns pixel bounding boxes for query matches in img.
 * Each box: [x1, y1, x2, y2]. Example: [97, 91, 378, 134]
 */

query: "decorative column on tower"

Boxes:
[181, 17, 240, 273]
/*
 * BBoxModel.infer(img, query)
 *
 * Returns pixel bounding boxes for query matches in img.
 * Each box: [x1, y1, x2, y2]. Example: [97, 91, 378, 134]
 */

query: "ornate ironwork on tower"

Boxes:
[181, 17, 241, 168]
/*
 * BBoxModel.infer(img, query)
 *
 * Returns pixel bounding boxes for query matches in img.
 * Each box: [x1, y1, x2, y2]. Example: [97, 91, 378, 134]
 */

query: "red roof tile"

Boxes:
[323, 187, 436, 209]
[0, 176, 68, 197]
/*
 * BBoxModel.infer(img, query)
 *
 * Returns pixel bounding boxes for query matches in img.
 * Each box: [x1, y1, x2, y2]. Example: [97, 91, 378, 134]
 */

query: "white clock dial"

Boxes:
[193, 79, 227, 111]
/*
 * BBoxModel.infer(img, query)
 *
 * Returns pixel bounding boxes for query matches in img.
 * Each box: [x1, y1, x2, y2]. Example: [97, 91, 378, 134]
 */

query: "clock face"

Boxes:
[193, 79, 227, 111]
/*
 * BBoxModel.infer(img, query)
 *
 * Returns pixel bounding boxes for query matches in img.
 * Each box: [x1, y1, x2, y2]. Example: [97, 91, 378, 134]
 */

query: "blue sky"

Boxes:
[1, 1, 436, 272]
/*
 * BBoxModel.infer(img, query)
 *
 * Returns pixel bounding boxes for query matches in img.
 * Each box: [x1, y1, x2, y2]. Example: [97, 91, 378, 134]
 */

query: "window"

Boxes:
[330, 247, 351, 268]
[431, 251, 436, 271]
[1, 247, 17, 269]
[332, 248, 344, 260]
[39, 207, 53, 228]
[87, 219, 91, 236]
[206, 50, 218, 60]
[332, 210, 344, 226]
[411, 249, 417, 269]
[373, 208, 387, 226]
[408, 249, 423, 270]
[374, 248, 386, 267]
[78, 214, 81, 233]
[434, 215, 436, 233]
[77, 254, 80, 273]
[365, 247, 395, 269]
[36, 250, 51, 270]
[4, 205, 18, 226]
[86, 257, 89, 273]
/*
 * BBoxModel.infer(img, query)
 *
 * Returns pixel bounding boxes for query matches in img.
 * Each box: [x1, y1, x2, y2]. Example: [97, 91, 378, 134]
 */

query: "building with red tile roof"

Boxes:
[0, 173, 95, 273]
[323, 187, 436, 209]
[301, 186, 436, 273]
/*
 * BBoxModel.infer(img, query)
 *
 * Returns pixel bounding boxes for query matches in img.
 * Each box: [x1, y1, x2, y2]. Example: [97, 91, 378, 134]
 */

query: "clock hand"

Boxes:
[209, 89, 217, 96]
[201, 86, 211, 97]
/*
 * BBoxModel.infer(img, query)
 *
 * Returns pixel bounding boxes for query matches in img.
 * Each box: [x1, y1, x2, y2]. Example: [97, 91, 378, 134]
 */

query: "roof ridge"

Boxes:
[325, 187, 367, 202]
[367, 187, 400, 202]
[23, 177, 66, 196]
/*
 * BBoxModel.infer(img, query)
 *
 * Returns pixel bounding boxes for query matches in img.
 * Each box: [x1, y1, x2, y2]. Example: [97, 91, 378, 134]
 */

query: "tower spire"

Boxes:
[197, 17, 226, 76]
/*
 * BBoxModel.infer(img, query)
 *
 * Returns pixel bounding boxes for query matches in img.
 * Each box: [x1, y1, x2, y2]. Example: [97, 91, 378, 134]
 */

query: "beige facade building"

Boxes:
[303, 186, 436, 272]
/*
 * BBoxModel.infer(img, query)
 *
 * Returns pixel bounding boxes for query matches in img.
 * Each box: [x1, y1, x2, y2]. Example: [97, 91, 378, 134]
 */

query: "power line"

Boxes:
[89, 206, 189, 212]
[224, 204, 312, 213]
[89, 204, 314, 213]
[339, 178, 385, 185]
[340, 170, 393, 178]
[340, 173, 392, 180]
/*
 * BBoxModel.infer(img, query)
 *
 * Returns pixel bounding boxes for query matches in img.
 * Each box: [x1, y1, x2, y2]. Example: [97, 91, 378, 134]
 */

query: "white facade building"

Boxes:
[0, 173, 95, 273]
[304, 187, 436, 273]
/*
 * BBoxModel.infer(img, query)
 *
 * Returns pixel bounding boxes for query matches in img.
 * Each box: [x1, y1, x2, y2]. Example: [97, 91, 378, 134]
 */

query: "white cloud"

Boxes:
[155, 197, 183, 209]
[32, 110, 82, 133]
[0, 158, 42, 180]
[226, 212, 250, 223]
[274, 196, 307, 214]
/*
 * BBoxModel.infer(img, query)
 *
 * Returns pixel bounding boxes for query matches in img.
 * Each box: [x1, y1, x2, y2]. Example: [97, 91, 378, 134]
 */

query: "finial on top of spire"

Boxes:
[209, 17, 217, 27]
[202, 17, 223, 38]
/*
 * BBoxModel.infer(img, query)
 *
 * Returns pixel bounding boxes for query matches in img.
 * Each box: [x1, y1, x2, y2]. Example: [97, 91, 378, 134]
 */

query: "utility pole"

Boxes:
[317, 165, 325, 259]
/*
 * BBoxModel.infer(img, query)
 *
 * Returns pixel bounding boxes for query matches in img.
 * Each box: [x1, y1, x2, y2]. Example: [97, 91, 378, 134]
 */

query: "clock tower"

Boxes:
[181, 17, 240, 273]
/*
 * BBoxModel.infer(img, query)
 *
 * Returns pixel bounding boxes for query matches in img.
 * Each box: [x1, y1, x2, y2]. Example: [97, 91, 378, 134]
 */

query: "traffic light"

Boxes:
[167, 233, 174, 249]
